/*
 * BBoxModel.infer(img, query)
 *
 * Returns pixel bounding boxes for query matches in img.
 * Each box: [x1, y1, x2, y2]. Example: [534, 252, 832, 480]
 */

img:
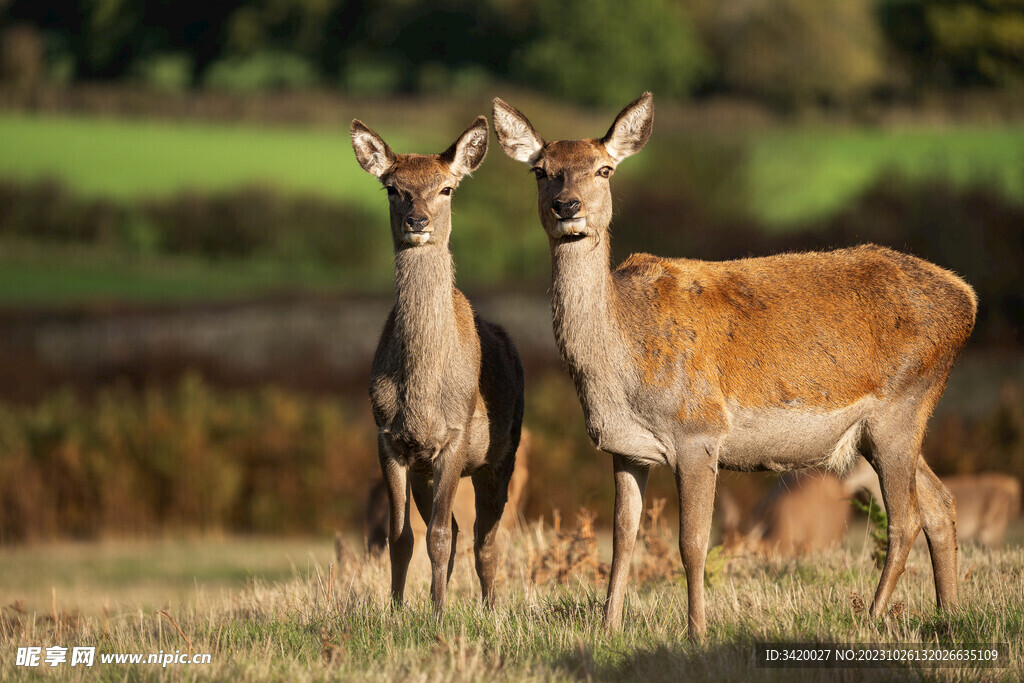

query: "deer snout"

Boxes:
[551, 198, 581, 219]
[405, 215, 430, 231]
[401, 214, 432, 245]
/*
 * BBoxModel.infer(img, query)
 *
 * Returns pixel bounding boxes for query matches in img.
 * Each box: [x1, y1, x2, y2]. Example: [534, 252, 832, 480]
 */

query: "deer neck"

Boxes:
[392, 243, 457, 393]
[550, 235, 630, 392]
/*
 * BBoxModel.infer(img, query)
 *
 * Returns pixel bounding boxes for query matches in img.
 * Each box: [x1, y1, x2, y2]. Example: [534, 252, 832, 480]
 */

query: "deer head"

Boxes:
[492, 93, 653, 244]
[351, 116, 489, 249]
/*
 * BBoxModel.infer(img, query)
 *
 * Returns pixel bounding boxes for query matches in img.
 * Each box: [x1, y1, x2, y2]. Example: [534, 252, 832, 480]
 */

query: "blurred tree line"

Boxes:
[2, 0, 1024, 105]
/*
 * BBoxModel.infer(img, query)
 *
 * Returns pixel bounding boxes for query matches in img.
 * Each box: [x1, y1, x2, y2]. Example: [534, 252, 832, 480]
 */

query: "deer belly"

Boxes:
[718, 400, 874, 473]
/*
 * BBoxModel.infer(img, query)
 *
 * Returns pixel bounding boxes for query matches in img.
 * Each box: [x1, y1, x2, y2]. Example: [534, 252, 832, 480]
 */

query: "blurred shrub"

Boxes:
[0, 23, 42, 93]
[203, 50, 318, 92]
[0, 375, 379, 542]
[684, 0, 886, 105]
[144, 187, 391, 274]
[344, 53, 403, 95]
[0, 180, 391, 276]
[0, 180, 120, 244]
[132, 53, 194, 92]
[516, 0, 708, 105]
[880, 0, 1024, 87]
[926, 382, 1024, 486]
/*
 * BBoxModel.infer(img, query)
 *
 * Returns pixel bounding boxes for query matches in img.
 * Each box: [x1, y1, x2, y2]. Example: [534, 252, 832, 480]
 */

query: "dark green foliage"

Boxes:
[0, 180, 391, 274]
[684, 0, 886, 105]
[516, 0, 708, 106]
[4, 0, 1024, 103]
[852, 496, 889, 569]
[880, 0, 1024, 87]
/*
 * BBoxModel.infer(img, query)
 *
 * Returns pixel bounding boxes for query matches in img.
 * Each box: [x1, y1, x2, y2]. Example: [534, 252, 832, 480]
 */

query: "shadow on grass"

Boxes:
[557, 641, 978, 682]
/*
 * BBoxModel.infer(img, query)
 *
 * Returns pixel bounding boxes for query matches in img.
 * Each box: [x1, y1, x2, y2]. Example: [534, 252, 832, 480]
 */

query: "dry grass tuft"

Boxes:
[529, 509, 609, 586]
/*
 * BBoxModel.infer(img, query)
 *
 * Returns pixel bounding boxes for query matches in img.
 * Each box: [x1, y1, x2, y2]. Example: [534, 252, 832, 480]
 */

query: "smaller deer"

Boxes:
[352, 116, 525, 612]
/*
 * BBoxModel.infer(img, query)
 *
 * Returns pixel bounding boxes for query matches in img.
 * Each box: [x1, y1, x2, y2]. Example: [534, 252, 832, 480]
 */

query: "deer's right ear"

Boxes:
[492, 98, 544, 164]
[351, 120, 396, 178]
[601, 92, 654, 163]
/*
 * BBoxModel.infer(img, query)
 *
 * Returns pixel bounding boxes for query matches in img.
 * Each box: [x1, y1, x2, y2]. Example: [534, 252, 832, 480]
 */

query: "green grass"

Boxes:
[749, 126, 1024, 228]
[0, 113, 425, 208]
[2, 532, 1021, 680]
[0, 537, 338, 614]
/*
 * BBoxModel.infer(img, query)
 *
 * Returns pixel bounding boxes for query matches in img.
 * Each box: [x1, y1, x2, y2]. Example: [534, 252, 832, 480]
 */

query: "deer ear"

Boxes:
[492, 98, 544, 164]
[601, 92, 654, 163]
[351, 120, 396, 178]
[442, 116, 488, 177]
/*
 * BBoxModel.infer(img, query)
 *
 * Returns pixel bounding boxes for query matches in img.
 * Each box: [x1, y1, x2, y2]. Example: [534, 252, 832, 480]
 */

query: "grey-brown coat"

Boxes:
[352, 116, 524, 612]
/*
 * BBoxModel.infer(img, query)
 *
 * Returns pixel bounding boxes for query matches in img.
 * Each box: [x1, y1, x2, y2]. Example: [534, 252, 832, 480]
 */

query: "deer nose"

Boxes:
[551, 198, 581, 219]
[405, 215, 429, 230]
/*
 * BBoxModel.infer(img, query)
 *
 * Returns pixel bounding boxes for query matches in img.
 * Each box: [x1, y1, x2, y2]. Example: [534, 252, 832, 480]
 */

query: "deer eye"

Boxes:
[597, 166, 613, 179]
[531, 167, 547, 180]
[385, 185, 398, 197]
[440, 187, 453, 196]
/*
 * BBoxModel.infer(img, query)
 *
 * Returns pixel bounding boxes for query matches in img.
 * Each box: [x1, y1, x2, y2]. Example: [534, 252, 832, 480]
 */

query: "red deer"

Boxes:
[493, 92, 976, 638]
[352, 117, 524, 613]
[718, 471, 852, 556]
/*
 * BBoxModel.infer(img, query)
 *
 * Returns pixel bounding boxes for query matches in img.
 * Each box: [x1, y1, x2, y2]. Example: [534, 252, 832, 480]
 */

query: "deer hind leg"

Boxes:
[865, 420, 924, 618]
[675, 453, 718, 641]
[603, 454, 649, 631]
[380, 441, 414, 605]
[916, 458, 959, 610]
[471, 463, 511, 607]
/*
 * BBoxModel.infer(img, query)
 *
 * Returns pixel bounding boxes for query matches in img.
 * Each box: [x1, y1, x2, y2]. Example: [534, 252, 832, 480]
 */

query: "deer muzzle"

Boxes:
[552, 217, 588, 239]
[403, 215, 432, 245]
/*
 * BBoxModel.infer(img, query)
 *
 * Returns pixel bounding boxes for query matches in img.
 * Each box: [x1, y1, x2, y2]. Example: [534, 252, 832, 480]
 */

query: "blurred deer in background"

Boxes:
[718, 470, 852, 556]
[843, 458, 1021, 548]
[494, 92, 976, 638]
[366, 429, 532, 552]
[352, 116, 524, 613]
[720, 459, 1021, 555]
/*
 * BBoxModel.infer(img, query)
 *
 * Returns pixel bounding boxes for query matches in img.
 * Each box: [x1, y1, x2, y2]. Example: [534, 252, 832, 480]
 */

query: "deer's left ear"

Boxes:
[442, 116, 489, 177]
[601, 92, 654, 163]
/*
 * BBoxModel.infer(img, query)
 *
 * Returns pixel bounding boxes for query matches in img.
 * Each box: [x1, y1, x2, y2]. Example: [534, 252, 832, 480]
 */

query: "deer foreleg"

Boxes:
[603, 454, 649, 630]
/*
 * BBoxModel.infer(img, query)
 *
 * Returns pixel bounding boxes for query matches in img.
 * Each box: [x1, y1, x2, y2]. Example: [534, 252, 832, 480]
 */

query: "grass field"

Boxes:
[3, 112, 1024, 228]
[750, 126, 1024, 228]
[0, 114, 425, 210]
[2, 523, 1022, 681]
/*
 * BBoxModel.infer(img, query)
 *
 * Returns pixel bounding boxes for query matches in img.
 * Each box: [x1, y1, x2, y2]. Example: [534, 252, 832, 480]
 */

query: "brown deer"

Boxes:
[493, 92, 976, 638]
[366, 429, 532, 553]
[718, 471, 852, 556]
[352, 116, 525, 612]
[844, 458, 1022, 548]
